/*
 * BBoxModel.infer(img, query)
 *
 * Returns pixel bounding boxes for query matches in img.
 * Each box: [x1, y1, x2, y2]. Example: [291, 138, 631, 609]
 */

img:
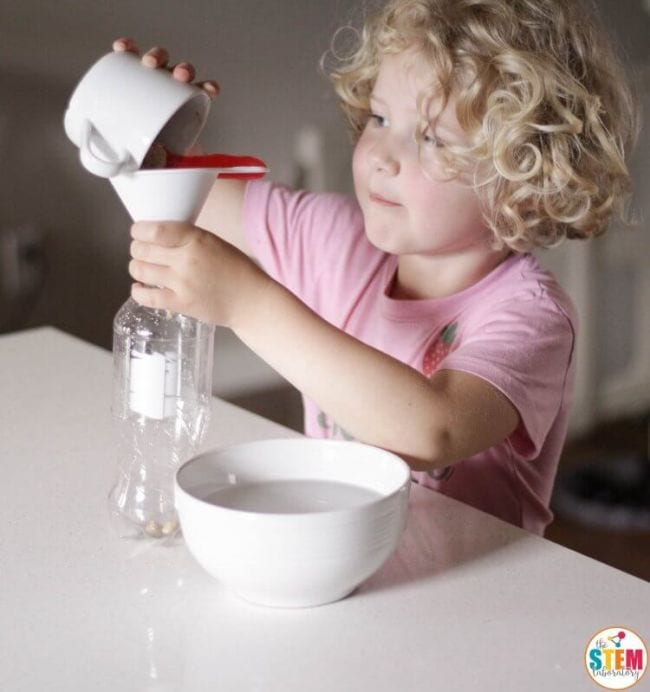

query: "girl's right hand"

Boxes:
[112, 37, 220, 98]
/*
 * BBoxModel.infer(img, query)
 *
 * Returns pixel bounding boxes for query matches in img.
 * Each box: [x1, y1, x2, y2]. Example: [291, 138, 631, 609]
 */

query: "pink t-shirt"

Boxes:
[243, 181, 578, 535]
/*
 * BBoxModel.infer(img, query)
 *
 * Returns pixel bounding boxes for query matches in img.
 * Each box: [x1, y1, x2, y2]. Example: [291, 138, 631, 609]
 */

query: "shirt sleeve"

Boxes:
[439, 292, 577, 459]
[242, 180, 364, 305]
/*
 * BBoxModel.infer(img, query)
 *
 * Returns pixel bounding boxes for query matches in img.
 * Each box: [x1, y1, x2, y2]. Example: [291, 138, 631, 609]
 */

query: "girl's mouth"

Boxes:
[369, 192, 401, 207]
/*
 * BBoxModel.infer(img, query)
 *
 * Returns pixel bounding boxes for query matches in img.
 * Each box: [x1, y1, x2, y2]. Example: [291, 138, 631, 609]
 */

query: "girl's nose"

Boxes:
[369, 139, 400, 176]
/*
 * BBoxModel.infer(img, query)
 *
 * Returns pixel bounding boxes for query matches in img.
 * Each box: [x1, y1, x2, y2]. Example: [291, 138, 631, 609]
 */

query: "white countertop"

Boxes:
[1, 327, 648, 691]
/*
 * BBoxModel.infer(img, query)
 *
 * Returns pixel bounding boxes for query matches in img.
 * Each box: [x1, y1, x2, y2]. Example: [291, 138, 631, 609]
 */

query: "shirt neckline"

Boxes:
[380, 252, 524, 322]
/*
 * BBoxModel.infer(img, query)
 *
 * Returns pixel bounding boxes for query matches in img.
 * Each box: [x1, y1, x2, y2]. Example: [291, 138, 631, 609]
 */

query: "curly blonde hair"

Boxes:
[327, 0, 640, 251]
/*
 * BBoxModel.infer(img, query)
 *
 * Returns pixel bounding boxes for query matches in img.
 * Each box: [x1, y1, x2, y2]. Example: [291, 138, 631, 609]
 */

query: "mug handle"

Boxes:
[79, 119, 129, 177]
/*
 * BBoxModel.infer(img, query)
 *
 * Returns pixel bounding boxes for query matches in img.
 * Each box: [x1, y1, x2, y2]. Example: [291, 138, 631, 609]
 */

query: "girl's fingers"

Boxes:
[113, 37, 138, 53]
[131, 221, 193, 247]
[130, 239, 176, 266]
[142, 46, 170, 69]
[171, 62, 195, 82]
[131, 283, 177, 311]
[197, 80, 221, 98]
[128, 258, 174, 289]
[112, 40, 217, 93]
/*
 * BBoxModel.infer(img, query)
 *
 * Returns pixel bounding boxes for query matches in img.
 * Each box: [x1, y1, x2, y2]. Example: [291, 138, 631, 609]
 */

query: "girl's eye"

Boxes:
[368, 113, 388, 128]
[422, 130, 445, 148]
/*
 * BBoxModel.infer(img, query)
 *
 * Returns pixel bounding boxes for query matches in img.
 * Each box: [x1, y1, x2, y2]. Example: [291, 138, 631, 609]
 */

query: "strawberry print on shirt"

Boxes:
[422, 322, 458, 377]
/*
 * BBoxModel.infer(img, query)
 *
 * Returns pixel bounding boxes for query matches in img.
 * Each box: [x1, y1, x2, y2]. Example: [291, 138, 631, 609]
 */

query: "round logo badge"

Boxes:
[585, 626, 647, 689]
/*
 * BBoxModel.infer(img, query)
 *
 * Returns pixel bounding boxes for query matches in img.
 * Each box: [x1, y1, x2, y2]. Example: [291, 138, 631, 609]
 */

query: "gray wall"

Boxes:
[0, 0, 648, 430]
[0, 0, 361, 346]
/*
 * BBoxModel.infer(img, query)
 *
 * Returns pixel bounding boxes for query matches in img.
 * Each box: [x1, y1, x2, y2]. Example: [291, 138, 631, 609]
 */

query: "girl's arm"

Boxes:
[128, 222, 519, 471]
[234, 275, 520, 470]
[195, 179, 250, 255]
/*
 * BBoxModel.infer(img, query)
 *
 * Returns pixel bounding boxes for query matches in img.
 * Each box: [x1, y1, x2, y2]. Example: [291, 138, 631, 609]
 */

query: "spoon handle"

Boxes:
[166, 152, 268, 179]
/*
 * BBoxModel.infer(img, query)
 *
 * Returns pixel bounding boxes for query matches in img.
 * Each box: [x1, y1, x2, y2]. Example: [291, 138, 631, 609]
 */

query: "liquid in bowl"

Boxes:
[204, 479, 382, 514]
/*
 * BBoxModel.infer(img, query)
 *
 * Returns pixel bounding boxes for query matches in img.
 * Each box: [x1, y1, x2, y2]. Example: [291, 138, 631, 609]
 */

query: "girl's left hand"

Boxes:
[128, 221, 269, 327]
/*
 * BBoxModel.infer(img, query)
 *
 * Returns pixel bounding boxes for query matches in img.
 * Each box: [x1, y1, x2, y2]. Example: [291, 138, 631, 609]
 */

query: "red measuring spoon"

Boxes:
[165, 152, 268, 180]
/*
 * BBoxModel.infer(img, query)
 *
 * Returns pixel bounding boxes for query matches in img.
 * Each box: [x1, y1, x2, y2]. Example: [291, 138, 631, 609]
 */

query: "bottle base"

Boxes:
[108, 487, 181, 540]
[108, 510, 181, 541]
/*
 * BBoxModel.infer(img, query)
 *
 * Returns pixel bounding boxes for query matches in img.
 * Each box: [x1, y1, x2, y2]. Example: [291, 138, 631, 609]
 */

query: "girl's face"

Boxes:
[352, 50, 490, 258]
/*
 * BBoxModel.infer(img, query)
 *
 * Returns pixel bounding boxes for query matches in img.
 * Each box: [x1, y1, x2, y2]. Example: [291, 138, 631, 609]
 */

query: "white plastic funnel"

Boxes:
[109, 168, 220, 223]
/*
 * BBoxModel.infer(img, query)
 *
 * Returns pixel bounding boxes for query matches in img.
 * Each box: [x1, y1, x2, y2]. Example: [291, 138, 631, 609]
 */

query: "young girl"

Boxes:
[116, 0, 637, 535]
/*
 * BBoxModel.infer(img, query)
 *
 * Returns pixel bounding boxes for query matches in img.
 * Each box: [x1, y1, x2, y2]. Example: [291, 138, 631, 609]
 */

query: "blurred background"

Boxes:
[0, 0, 648, 578]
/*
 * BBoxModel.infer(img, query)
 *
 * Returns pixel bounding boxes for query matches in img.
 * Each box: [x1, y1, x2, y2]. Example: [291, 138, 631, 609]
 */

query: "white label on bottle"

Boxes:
[163, 351, 179, 418]
[129, 351, 179, 419]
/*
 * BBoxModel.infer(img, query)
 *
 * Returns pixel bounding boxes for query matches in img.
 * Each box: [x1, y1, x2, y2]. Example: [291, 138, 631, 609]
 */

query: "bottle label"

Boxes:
[129, 350, 179, 419]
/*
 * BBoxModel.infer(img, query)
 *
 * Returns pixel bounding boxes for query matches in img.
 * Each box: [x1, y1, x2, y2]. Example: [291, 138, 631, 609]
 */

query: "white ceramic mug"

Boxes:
[63, 51, 210, 178]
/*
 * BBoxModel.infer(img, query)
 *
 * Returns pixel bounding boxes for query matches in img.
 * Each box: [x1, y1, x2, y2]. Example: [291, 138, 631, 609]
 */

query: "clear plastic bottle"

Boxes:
[109, 297, 215, 539]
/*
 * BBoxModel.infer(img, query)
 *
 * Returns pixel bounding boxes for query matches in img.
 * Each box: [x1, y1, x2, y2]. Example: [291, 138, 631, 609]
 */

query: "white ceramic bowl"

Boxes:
[175, 438, 411, 608]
